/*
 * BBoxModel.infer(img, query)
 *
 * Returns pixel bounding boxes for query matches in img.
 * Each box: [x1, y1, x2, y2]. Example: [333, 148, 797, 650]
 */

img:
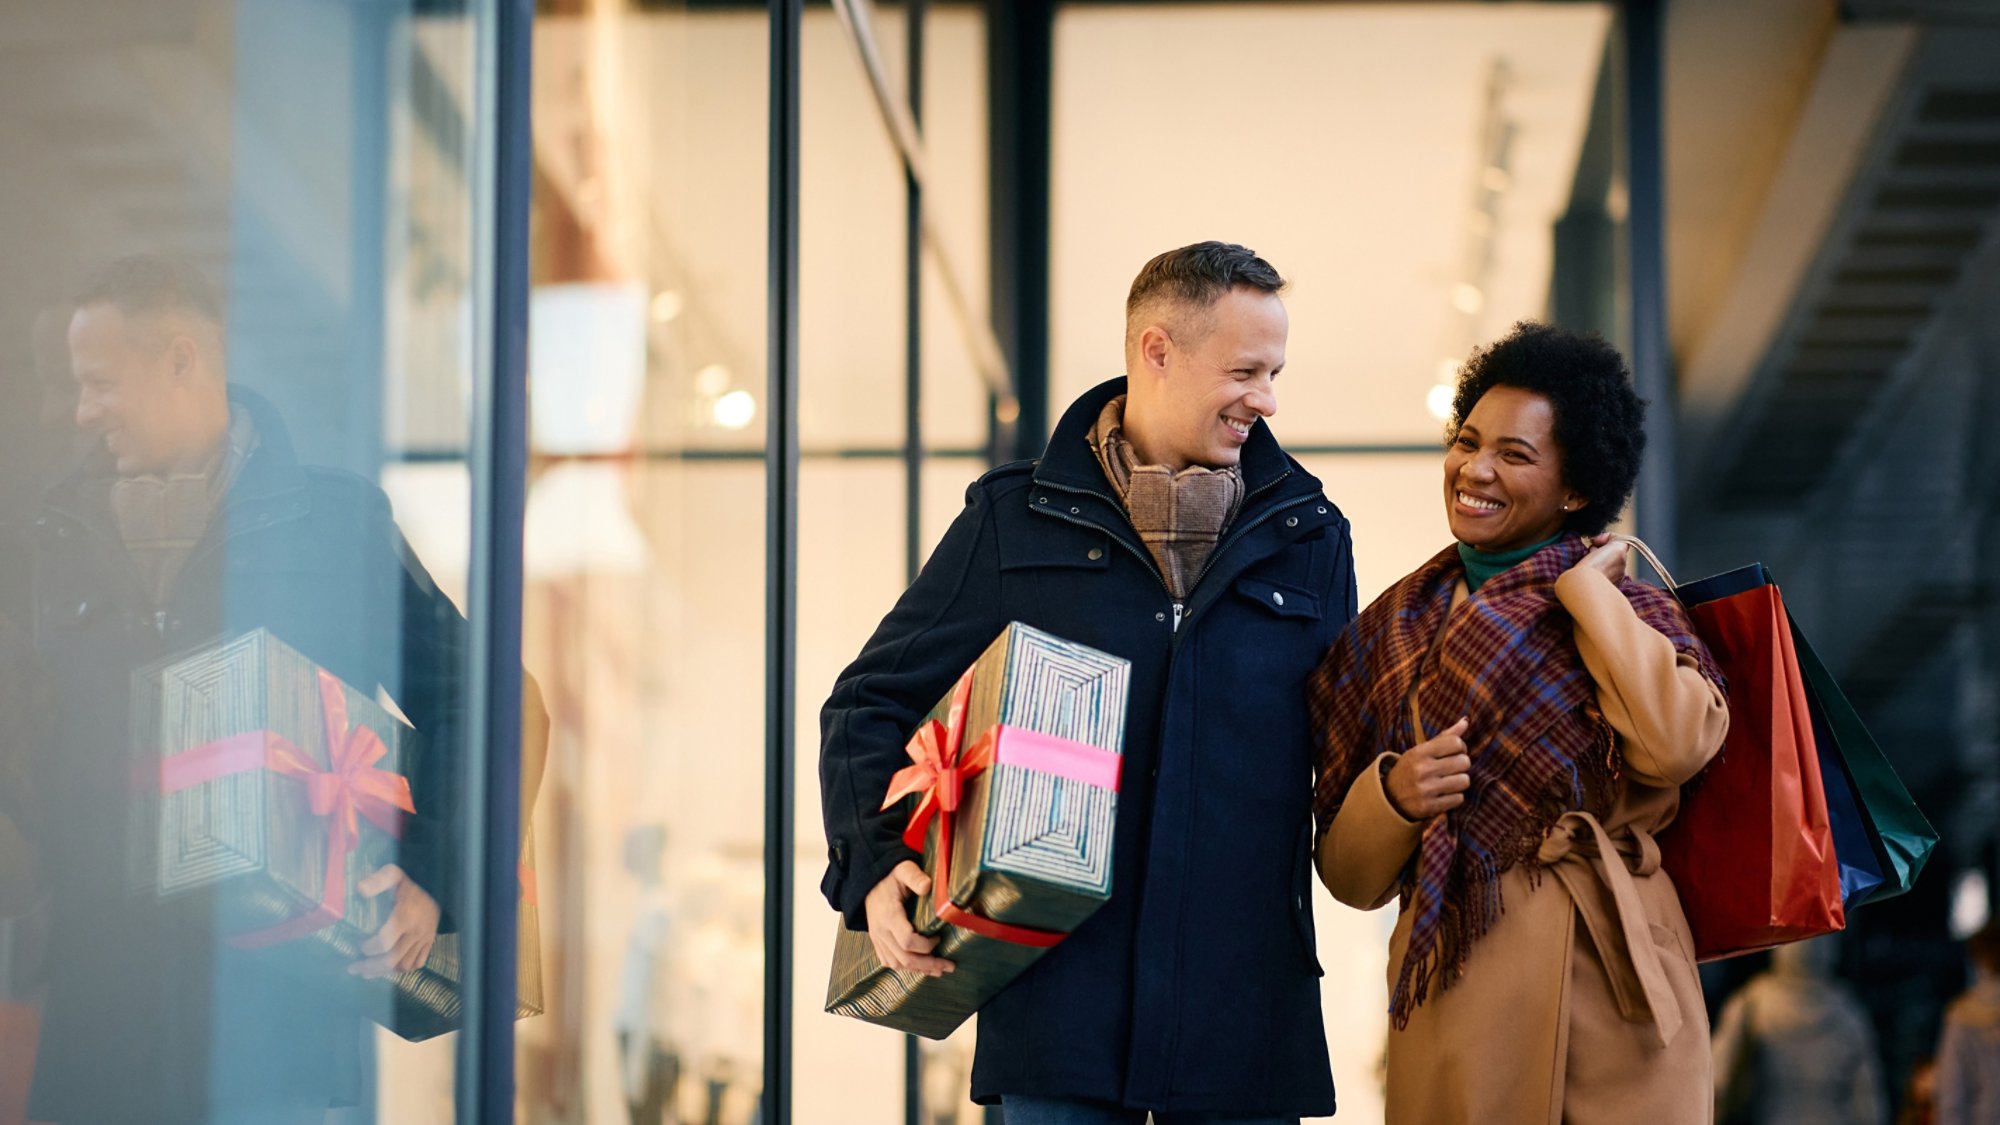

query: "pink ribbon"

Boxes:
[160, 669, 416, 948]
[879, 666, 1121, 949]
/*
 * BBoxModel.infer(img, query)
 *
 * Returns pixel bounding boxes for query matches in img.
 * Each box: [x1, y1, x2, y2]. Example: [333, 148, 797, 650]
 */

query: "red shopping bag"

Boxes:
[1656, 578, 1845, 960]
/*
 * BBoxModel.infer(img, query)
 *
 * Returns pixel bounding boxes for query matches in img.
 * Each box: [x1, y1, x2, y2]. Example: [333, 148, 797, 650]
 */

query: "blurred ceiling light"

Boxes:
[1481, 165, 1512, 193]
[996, 397, 1022, 426]
[649, 290, 684, 324]
[1426, 383, 1457, 422]
[694, 363, 733, 398]
[525, 462, 651, 577]
[713, 389, 758, 430]
[1950, 869, 1990, 940]
[1452, 284, 1485, 315]
[529, 282, 646, 455]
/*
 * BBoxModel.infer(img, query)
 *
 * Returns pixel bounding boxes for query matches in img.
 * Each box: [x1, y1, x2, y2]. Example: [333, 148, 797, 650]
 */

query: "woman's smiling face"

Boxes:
[1443, 385, 1584, 552]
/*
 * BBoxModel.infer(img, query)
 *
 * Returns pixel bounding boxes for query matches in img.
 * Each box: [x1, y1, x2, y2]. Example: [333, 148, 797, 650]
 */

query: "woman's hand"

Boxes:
[1574, 533, 1629, 584]
[1384, 717, 1472, 820]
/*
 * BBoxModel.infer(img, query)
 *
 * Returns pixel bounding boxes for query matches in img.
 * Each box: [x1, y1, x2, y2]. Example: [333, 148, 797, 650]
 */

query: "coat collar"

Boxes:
[1032, 376, 1307, 502]
[44, 383, 308, 525]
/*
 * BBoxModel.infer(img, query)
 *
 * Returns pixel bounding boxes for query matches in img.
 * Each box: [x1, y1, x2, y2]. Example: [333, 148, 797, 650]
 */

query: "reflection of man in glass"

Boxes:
[28, 256, 468, 1124]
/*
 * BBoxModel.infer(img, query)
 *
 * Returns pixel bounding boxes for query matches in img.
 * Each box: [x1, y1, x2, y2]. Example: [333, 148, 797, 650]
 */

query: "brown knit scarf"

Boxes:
[1088, 396, 1244, 599]
[109, 405, 258, 608]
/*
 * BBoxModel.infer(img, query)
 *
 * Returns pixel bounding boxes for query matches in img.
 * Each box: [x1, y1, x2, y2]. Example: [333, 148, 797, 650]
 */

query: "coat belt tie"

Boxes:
[1536, 811, 1684, 1048]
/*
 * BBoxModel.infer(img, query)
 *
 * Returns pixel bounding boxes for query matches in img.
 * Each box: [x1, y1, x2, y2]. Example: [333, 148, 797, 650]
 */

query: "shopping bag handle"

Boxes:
[1608, 534, 1681, 591]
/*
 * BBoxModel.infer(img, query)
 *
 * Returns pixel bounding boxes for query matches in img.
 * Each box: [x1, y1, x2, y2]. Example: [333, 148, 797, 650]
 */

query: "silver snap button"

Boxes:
[1038, 496, 1048, 504]
[1272, 591, 1286, 606]
[1317, 506, 1327, 515]
[1070, 506, 1080, 514]
[1285, 516, 1299, 528]
[1087, 547, 1103, 561]
[1154, 611, 1166, 622]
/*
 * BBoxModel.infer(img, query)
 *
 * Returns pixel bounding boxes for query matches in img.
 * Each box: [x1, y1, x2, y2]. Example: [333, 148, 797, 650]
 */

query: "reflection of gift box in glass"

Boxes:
[138, 627, 541, 1042]
[826, 622, 1130, 1039]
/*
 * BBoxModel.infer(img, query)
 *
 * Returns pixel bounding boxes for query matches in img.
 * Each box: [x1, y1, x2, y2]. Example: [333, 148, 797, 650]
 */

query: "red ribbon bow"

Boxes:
[161, 668, 418, 949]
[878, 667, 1065, 950]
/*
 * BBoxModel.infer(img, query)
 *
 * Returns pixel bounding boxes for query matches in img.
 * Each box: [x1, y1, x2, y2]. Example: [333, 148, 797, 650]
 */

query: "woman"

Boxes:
[1309, 322, 1729, 1125]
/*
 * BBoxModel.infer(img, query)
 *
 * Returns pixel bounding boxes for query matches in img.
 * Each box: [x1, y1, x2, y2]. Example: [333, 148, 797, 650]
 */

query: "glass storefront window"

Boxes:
[0, 4, 1684, 1123]
[516, 4, 772, 1123]
[0, 1, 519, 1123]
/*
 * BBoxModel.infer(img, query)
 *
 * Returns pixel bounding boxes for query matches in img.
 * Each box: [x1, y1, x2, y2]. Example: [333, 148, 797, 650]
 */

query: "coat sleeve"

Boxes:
[385, 511, 473, 932]
[1555, 567, 1729, 788]
[1934, 1017, 1974, 1125]
[1845, 1008, 1888, 1125]
[819, 479, 1010, 930]
[1315, 751, 1423, 910]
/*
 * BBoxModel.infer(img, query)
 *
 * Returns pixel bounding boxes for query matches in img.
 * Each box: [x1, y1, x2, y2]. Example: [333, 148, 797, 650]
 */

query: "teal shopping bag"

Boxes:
[1786, 622, 1939, 903]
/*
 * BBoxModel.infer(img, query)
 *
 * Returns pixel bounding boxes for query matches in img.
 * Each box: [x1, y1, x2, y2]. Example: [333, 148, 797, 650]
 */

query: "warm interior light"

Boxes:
[1451, 284, 1485, 315]
[713, 389, 758, 430]
[1426, 383, 1456, 422]
[694, 363, 732, 397]
[649, 290, 684, 324]
[1481, 165, 1512, 193]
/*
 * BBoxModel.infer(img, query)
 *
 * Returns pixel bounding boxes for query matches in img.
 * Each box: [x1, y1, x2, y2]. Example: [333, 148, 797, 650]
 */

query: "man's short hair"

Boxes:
[75, 255, 224, 328]
[1124, 241, 1286, 354]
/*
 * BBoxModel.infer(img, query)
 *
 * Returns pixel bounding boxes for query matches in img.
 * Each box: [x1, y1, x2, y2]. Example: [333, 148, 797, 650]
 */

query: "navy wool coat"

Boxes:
[820, 378, 1356, 1116]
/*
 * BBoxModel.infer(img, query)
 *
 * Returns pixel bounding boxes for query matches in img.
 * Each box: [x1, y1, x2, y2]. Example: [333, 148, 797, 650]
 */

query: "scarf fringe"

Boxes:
[1387, 714, 1619, 1028]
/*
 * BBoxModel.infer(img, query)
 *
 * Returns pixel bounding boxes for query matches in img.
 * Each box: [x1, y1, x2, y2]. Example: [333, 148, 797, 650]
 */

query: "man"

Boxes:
[28, 256, 471, 1124]
[820, 242, 1354, 1122]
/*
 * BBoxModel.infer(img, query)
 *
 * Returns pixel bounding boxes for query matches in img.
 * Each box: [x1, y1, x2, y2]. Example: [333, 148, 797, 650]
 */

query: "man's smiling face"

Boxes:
[1146, 286, 1287, 471]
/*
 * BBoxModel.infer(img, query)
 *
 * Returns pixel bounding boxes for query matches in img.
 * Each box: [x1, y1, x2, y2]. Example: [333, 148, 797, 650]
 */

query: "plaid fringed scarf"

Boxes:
[1307, 535, 1721, 1027]
[1089, 396, 1244, 599]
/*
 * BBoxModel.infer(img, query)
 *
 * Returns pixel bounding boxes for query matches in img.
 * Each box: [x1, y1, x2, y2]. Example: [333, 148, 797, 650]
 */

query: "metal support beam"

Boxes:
[903, 0, 927, 1118]
[764, 0, 802, 1119]
[461, 0, 532, 1119]
[1552, 31, 1620, 339]
[1623, 0, 1675, 564]
[988, 0, 1054, 461]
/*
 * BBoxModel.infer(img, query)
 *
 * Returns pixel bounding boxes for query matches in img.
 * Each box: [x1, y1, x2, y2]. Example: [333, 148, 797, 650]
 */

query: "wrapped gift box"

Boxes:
[137, 628, 541, 1041]
[826, 622, 1129, 1039]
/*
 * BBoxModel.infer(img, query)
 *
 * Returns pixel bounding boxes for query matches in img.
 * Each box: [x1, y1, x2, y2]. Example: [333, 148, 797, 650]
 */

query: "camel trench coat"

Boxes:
[1318, 565, 1730, 1125]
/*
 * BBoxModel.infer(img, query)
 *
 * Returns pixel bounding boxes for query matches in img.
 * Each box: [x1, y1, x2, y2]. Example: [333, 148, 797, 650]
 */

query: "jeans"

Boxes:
[999, 1096, 1299, 1125]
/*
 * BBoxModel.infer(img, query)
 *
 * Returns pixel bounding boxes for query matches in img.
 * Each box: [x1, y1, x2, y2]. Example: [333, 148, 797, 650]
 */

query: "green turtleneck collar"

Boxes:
[1458, 533, 1566, 594]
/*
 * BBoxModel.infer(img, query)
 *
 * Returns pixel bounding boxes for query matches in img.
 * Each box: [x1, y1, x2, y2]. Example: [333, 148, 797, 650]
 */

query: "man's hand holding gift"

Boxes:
[351, 864, 440, 978]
